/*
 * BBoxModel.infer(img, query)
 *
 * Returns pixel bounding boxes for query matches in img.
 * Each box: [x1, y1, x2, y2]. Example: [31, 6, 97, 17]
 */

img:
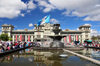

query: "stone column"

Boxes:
[72, 35, 74, 42]
[15, 35, 17, 42]
[75, 35, 76, 41]
[18, 35, 20, 41]
[69, 35, 71, 43]
[25, 35, 27, 42]
[80, 35, 82, 43]
[73, 35, 75, 42]
[12, 35, 14, 42]
[31, 36, 33, 42]
[79, 35, 80, 41]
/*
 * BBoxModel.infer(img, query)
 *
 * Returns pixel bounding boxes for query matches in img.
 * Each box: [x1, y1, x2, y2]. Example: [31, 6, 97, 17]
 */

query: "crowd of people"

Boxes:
[1, 40, 99, 53]
[0, 41, 52, 53]
[0, 41, 33, 53]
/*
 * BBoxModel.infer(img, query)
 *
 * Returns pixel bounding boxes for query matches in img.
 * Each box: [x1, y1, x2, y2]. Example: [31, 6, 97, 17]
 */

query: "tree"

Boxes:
[9, 37, 12, 41]
[91, 36, 98, 41]
[0, 33, 9, 41]
[0, 35, 1, 40]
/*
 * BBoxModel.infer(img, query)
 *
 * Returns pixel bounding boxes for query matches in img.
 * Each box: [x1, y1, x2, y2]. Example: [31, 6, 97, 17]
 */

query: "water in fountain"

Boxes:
[45, 24, 65, 48]
[50, 40, 64, 48]
[48, 35, 65, 48]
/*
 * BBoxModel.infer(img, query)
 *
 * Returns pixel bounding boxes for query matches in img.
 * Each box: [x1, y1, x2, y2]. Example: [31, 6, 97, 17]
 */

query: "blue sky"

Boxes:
[0, 0, 100, 35]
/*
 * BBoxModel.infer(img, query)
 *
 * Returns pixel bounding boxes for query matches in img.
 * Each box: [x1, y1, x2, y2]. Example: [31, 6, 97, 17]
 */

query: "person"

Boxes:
[26, 42, 29, 47]
[23, 42, 26, 48]
[14, 42, 17, 49]
[7, 45, 10, 51]
[0, 46, 2, 53]
[12, 44, 15, 49]
[1, 46, 5, 52]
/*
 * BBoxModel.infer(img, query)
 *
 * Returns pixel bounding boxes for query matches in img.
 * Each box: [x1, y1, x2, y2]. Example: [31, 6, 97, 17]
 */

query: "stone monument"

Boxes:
[49, 24, 65, 48]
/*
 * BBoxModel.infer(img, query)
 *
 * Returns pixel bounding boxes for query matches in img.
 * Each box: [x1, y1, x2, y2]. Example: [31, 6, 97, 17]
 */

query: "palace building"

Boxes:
[1, 16, 91, 43]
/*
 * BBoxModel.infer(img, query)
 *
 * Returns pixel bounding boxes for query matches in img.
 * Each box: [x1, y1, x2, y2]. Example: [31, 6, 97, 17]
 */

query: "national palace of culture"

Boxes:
[1, 16, 91, 43]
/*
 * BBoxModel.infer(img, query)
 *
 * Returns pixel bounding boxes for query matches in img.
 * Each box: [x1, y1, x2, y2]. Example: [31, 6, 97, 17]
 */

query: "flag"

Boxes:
[41, 16, 47, 24]
[45, 15, 50, 23]
[37, 15, 51, 25]
[37, 20, 42, 26]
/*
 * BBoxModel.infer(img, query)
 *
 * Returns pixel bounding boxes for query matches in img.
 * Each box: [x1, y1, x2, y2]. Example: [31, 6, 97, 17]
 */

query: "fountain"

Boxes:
[49, 24, 65, 48]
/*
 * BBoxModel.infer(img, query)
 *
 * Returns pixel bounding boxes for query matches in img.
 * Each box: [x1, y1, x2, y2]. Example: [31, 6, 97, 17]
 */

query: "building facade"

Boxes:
[1, 23, 91, 43]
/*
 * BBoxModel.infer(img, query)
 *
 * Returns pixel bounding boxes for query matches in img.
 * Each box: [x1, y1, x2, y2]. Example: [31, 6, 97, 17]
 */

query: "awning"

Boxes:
[86, 40, 92, 42]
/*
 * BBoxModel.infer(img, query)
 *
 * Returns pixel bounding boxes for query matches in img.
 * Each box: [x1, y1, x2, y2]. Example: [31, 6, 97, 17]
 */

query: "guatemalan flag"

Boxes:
[41, 15, 50, 24]
[45, 15, 50, 23]
[41, 16, 47, 25]
[37, 20, 42, 26]
[37, 15, 50, 26]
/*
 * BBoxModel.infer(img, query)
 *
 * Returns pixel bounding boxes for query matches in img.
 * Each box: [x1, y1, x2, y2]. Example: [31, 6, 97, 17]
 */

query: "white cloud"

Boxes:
[14, 26, 18, 28]
[29, 23, 33, 27]
[0, 0, 36, 18]
[91, 29, 100, 36]
[49, 0, 100, 21]
[35, 0, 55, 13]
[77, 28, 79, 30]
[96, 4, 100, 7]
[43, 8, 52, 13]
[35, 0, 100, 21]
[27, 10, 31, 13]
[84, 15, 100, 21]
[27, 0, 36, 9]
[1, 0, 100, 21]
[84, 23, 92, 26]
[50, 18, 59, 24]
[21, 13, 25, 17]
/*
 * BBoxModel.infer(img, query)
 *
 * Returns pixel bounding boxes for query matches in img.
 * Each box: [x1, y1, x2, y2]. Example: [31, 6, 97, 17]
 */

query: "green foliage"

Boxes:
[91, 36, 98, 40]
[0, 33, 9, 41]
[9, 37, 12, 41]
[0, 35, 1, 40]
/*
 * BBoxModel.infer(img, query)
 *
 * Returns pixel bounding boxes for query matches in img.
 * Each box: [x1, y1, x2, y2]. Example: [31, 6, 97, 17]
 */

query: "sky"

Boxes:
[0, 0, 100, 36]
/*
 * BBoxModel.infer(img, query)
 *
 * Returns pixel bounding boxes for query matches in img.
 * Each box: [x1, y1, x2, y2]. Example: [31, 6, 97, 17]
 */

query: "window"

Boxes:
[44, 35, 47, 38]
[86, 35, 88, 38]
[4, 32, 8, 33]
[37, 35, 41, 38]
